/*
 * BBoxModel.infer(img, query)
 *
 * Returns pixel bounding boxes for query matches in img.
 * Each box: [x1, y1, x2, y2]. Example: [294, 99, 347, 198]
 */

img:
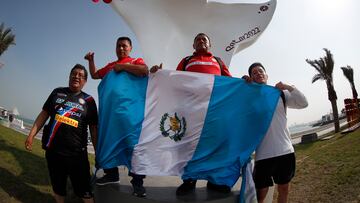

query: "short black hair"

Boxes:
[248, 62, 266, 75]
[70, 64, 88, 80]
[117, 36, 132, 47]
[194, 33, 211, 44]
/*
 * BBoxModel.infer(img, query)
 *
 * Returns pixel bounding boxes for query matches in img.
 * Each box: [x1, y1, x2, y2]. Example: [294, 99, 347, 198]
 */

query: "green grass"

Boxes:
[0, 125, 95, 203]
[288, 131, 360, 203]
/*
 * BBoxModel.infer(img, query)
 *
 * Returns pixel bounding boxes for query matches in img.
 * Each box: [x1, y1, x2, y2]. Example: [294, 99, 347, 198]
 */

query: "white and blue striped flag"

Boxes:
[96, 70, 280, 202]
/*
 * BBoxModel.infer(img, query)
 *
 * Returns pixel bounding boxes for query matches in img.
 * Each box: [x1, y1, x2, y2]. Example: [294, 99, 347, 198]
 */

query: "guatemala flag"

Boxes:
[96, 70, 280, 202]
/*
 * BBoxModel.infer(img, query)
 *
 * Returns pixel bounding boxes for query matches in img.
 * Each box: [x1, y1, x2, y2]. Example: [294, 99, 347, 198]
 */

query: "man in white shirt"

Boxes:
[247, 62, 308, 203]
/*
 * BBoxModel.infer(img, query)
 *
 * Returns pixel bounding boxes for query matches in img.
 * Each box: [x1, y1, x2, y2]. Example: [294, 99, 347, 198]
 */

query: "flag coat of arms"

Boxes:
[96, 69, 280, 189]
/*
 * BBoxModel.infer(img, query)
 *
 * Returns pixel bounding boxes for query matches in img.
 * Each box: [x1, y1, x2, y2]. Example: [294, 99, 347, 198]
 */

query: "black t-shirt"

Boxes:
[43, 87, 98, 156]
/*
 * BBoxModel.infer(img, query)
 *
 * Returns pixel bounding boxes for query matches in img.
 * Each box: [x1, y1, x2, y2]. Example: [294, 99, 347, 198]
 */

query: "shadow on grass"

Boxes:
[337, 133, 349, 140]
[0, 167, 54, 203]
[295, 142, 315, 151]
[0, 139, 54, 202]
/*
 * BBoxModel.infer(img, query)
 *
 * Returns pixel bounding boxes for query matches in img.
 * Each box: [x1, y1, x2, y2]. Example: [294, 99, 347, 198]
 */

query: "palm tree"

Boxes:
[341, 65, 358, 99]
[0, 23, 16, 57]
[306, 48, 340, 133]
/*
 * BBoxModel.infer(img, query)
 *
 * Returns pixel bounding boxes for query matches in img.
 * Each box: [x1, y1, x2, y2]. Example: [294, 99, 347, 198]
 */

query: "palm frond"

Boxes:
[0, 22, 16, 57]
[341, 65, 358, 99]
[311, 73, 324, 83]
[341, 65, 354, 82]
[306, 59, 322, 73]
[323, 48, 334, 74]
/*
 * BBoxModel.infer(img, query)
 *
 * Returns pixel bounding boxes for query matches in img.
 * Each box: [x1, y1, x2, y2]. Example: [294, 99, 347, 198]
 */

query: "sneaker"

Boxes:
[206, 181, 231, 193]
[96, 173, 120, 186]
[176, 180, 196, 196]
[131, 179, 146, 197]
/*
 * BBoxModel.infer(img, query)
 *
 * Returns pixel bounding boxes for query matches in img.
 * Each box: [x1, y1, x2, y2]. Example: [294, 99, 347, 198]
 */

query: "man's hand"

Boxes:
[241, 75, 253, 83]
[275, 82, 294, 91]
[113, 64, 123, 72]
[150, 63, 162, 73]
[84, 52, 94, 61]
[25, 136, 33, 151]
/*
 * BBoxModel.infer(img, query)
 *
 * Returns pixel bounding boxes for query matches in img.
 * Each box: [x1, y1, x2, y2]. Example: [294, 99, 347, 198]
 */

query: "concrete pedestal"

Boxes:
[94, 167, 240, 203]
[95, 183, 240, 203]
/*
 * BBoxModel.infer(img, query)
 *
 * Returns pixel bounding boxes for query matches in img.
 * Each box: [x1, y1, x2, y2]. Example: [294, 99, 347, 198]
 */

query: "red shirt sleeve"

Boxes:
[132, 58, 146, 66]
[220, 59, 232, 77]
[176, 58, 186, 71]
[97, 62, 115, 79]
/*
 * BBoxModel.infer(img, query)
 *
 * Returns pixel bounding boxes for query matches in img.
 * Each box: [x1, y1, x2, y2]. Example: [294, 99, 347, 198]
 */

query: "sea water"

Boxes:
[289, 125, 315, 135]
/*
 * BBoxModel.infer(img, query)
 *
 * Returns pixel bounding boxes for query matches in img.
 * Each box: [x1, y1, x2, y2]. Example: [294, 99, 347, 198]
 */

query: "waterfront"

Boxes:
[290, 118, 348, 144]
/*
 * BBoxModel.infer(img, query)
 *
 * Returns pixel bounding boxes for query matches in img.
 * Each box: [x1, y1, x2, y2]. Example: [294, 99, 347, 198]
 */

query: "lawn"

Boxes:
[288, 131, 360, 203]
[0, 125, 95, 203]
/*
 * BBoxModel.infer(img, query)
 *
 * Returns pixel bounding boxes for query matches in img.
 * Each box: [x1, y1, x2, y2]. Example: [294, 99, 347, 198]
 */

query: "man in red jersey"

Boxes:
[151, 33, 232, 196]
[84, 37, 148, 198]
[176, 33, 231, 76]
[151, 33, 231, 77]
[85, 36, 148, 79]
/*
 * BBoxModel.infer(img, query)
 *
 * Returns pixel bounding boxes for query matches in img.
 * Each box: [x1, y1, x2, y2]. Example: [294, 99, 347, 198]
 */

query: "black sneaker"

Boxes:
[206, 181, 231, 193]
[96, 173, 120, 186]
[131, 179, 146, 197]
[176, 180, 196, 196]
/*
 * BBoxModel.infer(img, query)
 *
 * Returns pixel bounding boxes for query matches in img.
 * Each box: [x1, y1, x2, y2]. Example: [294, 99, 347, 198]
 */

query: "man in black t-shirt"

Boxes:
[41, 87, 97, 156]
[25, 64, 98, 203]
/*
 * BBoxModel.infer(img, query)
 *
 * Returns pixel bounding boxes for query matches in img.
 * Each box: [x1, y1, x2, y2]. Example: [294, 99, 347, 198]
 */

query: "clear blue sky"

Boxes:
[1, 0, 359, 126]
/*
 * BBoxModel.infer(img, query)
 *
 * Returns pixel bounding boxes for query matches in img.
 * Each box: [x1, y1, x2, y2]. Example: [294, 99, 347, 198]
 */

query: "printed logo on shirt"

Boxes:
[185, 61, 216, 70]
[56, 98, 65, 103]
[57, 93, 67, 97]
[55, 99, 85, 111]
[65, 101, 84, 111]
[78, 98, 85, 105]
[55, 114, 78, 128]
[57, 107, 82, 118]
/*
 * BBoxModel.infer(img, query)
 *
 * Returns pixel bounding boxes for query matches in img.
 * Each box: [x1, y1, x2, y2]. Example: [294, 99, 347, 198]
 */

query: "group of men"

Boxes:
[24, 33, 307, 203]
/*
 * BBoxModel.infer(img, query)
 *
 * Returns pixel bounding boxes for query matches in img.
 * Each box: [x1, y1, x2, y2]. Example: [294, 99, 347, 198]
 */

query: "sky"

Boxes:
[0, 0, 359, 126]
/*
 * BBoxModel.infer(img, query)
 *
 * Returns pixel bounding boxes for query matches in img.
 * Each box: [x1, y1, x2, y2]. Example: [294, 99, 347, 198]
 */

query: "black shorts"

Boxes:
[253, 153, 296, 189]
[46, 151, 93, 198]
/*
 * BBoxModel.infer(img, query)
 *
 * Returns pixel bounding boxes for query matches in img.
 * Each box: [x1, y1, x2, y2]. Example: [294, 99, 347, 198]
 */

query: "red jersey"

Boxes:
[176, 52, 231, 76]
[98, 56, 146, 79]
